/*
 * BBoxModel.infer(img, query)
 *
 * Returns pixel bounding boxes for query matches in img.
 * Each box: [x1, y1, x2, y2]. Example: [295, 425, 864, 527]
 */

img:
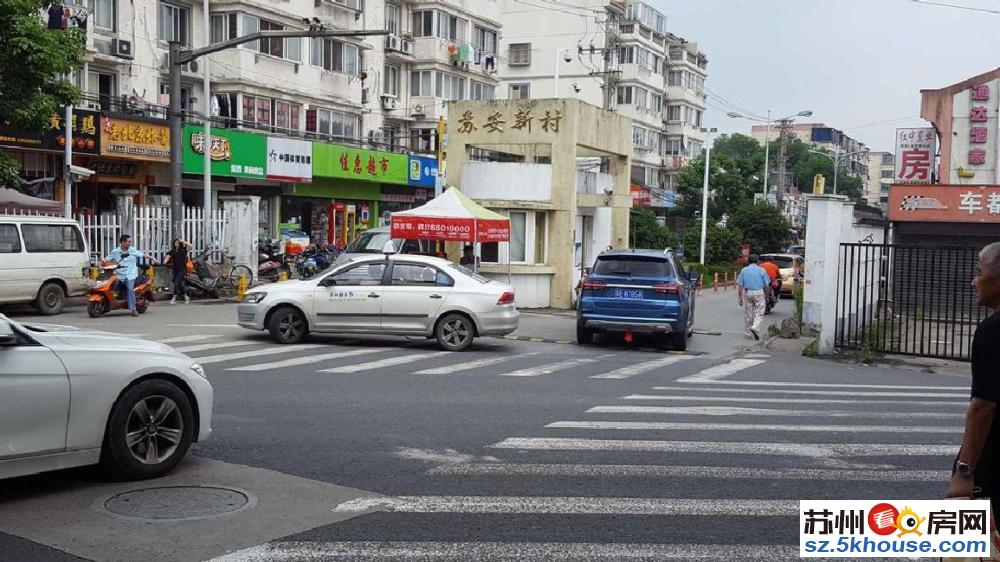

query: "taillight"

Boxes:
[652, 283, 682, 295]
[581, 279, 607, 290]
[497, 291, 515, 305]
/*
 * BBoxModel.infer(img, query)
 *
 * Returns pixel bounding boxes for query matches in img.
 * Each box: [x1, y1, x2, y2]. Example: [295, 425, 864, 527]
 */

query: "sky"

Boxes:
[652, 0, 1000, 152]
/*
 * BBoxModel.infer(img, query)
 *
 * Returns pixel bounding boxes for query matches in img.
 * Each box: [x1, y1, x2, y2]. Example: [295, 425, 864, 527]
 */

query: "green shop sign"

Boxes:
[182, 125, 267, 179]
[313, 143, 408, 184]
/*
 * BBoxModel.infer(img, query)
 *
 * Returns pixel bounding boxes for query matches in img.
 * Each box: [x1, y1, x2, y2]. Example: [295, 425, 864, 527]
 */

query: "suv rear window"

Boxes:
[762, 256, 794, 269]
[594, 256, 674, 278]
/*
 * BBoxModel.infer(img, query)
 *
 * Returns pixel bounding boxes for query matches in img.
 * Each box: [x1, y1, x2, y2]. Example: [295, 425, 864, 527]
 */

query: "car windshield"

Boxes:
[345, 232, 401, 254]
[762, 256, 794, 269]
[594, 256, 674, 278]
[449, 263, 490, 284]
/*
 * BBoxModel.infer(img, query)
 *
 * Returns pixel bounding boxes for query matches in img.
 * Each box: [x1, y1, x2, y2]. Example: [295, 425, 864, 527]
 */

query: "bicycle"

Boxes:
[214, 255, 255, 295]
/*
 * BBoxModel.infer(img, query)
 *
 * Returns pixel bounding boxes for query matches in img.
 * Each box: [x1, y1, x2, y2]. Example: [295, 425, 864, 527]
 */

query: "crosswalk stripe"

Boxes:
[624, 394, 970, 407]
[195, 344, 326, 365]
[318, 352, 450, 373]
[498, 357, 596, 377]
[489, 437, 957, 457]
[679, 379, 968, 391]
[586, 405, 964, 419]
[589, 355, 694, 379]
[175, 341, 259, 354]
[546, 420, 962, 434]
[157, 334, 222, 344]
[676, 358, 765, 383]
[414, 352, 541, 375]
[332, 495, 797, 516]
[226, 348, 384, 372]
[426, 462, 949, 482]
[650, 385, 968, 398]
[210, 541, 802, 561]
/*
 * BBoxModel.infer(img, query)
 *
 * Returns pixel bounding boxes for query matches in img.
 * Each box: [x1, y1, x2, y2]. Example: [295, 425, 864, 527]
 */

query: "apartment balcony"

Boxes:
[616, 105, 663, 131]
[664, 85, 707, 109]
[618, 64, 665, 91]
[212, 48, 361, 105]
[384, 34, 416, 62]
[408, 95, 446, 122]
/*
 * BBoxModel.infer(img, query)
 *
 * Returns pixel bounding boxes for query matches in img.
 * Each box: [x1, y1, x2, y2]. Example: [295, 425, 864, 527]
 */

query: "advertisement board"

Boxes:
[0, 108, 101, 154]
[313, 144, 409, 184]
[407, 155, 439, 187]
[888, 184, 1000, 223]
[267, 137, 312, 183]
[101, 116, 170, 162]
[182, 125, 267, 179]
[894, 128, 936, 184]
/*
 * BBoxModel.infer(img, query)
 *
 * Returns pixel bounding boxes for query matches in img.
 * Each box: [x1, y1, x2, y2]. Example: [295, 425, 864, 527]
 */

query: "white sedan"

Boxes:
[238, 254, 519, 351]
[0, 315, 213, 481]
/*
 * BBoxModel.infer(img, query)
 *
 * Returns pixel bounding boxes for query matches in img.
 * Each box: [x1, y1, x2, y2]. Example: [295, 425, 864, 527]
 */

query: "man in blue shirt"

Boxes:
[737, 254, 770, 340]
[107, 234, 156, 316]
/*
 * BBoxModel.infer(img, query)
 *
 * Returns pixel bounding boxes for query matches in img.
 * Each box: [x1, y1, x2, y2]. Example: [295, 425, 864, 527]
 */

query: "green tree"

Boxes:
[683, 220, 743, 264]
[674, 153, 754, 220]
[730, 202, 790, 255]
[0, 0, 85, 188]
[629, 207, 677, 250]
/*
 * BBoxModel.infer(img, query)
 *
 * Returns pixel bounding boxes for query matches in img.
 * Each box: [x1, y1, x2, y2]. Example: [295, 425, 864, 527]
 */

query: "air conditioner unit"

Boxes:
[385, 34, 401, 51]
[381, 95, 396, 110]
[111, 38, 133, 60]
[411, 104, 425, 117]
[400, 38, 414, 55]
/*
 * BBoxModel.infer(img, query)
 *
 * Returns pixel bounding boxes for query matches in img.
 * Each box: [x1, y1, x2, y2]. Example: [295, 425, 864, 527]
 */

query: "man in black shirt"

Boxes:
[948, 242, 1000, 512]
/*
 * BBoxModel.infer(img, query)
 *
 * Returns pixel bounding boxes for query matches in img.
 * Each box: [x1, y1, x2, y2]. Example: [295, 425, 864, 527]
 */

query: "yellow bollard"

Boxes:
[236, 272, 248, 300]
[90, 265, 99, 281]
[278, 269, 289, 282]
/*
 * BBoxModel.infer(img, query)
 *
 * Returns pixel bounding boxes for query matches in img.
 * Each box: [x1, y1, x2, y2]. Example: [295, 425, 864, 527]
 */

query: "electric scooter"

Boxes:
[87, 261, 155, 317]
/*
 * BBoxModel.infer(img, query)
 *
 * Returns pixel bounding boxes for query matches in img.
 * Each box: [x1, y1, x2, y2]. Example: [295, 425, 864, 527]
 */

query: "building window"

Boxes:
[668, 70, 683, 86]
[307, 107, 361, 140]
[411, 128, 436, 152]
[88, 0, 114, 30]
[385, 3, 401, 34]
[158, 2, 190, 45]
[412, 10, 434, 37]
[882, 153, 895, 165]
[384, 65, 400, 97]
[382, 125, 400, 151]
[483, 210, 546, 265]
[274, 100, 302, 133]
[241, 13, 259, 50]
[437, 12, 466, 41]
[509, 83, 530, 100]
[616, 86, 632, 105]
[619, 45, 634, 64]
[880, 169, 894, 179]
[436, 72, 465, 100]
[663, 138, 683, 155]
[473, 26, 497, 55]
[241, 95, 272, 130]
[210, 13, 237, 42]
[410, 70, 433, 96]
[311, 38, 359, 74]
[213, 92, 238, 127]
[159, 82, 190, 110]
[332, 0, 361, 10]
[509, 43, 531, 66]
[247, 18, 300, 60]
[666, 105, 681, 122]
[89, 70, 117, 110]
[471, 81, 494, 100]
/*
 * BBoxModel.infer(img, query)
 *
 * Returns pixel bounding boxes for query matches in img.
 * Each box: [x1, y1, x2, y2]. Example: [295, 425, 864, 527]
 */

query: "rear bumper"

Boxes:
[583, 319, 675, 334]
[475, 306, 519, 336]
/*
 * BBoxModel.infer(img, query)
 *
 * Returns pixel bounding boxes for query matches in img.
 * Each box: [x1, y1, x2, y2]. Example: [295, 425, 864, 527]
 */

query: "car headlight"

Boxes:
[242, 292, 267, 304]
[189, 363, 206, 378]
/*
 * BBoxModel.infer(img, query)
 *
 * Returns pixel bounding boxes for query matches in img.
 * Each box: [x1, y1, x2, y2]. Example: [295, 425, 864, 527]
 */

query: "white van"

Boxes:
[0, 216, 90, 315]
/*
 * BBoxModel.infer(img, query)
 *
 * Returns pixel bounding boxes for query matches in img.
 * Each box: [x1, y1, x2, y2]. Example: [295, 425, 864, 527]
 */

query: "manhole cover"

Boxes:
[104, 486, 249, 521]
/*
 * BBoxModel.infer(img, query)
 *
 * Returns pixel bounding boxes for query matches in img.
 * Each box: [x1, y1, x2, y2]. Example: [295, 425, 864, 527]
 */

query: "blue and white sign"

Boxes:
[660, 189, 677, 208]
[407, 155, 439, 188]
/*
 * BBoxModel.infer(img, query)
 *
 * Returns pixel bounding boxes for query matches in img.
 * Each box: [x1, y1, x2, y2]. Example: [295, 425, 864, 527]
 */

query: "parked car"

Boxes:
[0, 314, 213, 480]
[341, 226, 440, 260]
[576, 249, 698, 350]
[238, 253, 518, 351]
[0, 216, 90, 315]
[787, 245, 806, 258]
[760, 253, 805, 296]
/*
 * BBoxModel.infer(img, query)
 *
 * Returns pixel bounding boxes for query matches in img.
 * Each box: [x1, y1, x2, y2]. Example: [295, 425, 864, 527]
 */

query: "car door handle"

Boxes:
[368, 293, 380, 299]
[429, 294, 443, 299]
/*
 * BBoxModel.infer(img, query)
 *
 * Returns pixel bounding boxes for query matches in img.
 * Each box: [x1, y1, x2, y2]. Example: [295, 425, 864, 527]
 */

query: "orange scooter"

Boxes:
[87, 261, 155, 318]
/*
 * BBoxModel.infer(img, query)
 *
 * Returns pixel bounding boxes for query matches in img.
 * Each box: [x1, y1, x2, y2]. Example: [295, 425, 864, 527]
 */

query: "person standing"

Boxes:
[947, 242, 1000, 515]
[164, 238, 192, 305]
[736, 254, 770, 340]
[107, 234, 155, 316]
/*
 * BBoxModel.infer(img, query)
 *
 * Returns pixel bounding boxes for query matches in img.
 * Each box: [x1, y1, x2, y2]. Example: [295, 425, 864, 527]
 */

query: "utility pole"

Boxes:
[586, 5, 621, 110]
[167, 28, 388, 239]
[775, 118, 793, 208]
[63, 105, 73, 219]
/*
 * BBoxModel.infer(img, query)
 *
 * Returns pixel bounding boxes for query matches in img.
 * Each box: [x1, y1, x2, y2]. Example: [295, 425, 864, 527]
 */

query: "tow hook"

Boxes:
[624, 330, 634, 344]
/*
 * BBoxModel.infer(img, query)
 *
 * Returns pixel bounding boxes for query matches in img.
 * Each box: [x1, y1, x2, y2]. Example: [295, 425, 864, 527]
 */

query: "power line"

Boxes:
[909, 0, 1000, 15]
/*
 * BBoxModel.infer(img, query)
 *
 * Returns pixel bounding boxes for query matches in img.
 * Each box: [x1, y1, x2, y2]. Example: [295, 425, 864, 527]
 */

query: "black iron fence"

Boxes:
[836, 243, 989, 361]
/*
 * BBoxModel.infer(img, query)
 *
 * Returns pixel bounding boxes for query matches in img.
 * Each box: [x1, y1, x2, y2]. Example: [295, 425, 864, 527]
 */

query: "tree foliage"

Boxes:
[629, 207, 677, 250]
[730, 202, 790, 255]
[0, 0, 85, 188]
[683, 220, 743, 265]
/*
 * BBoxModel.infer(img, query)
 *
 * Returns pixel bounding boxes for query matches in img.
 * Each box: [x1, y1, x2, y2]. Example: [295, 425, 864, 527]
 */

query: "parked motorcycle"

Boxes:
[258, 239, 291, 282]
[87, 261, 155, 317]
[295, 245, 340, 279]
[764, 280, 780, 315]
[184, 252, 221, 299]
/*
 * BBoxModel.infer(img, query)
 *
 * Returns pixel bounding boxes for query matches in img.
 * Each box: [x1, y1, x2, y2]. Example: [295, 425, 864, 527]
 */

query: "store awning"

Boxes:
[390, 186, 510, 242]
[0, 188, 63, 214]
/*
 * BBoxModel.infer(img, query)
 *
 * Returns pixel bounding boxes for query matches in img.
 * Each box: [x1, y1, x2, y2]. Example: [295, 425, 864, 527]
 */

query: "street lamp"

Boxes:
[554, 48, 572, 98]
[728, 109, 812, 198]
[809, 148, 868, 195]
[699, 127, 718, 266]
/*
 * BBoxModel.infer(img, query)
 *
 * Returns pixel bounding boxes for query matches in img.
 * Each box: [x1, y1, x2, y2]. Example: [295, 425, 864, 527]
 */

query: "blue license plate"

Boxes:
[613, 289, 644, 299]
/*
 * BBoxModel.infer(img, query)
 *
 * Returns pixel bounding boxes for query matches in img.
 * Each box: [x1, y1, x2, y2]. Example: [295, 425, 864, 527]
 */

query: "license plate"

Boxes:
[613, 289, 644, 299]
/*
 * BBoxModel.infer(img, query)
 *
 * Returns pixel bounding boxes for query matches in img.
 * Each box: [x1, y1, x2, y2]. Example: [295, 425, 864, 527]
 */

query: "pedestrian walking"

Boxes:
[107, 234, 156, 316]
[736, 254, 770, 340]
[947, 242, 1000, 515]
[164, 238, 192, 305]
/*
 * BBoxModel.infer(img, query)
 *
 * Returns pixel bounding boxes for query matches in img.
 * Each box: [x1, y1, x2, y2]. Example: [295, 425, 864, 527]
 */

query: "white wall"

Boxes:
[482, 272, 551, 308]
[461, 162, 553, 201]
[576, 170, 613, 195]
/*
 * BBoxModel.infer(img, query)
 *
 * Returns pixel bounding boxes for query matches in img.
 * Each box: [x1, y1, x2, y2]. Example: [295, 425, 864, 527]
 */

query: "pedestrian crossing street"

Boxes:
[208, 341, 969, 562]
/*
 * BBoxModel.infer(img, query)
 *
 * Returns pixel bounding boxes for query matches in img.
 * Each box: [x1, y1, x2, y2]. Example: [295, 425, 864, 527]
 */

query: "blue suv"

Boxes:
[576, 249, 698, 350]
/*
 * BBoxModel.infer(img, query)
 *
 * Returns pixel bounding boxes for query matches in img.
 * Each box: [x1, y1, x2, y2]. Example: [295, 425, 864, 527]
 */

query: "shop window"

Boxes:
[0, 225, 21, 254]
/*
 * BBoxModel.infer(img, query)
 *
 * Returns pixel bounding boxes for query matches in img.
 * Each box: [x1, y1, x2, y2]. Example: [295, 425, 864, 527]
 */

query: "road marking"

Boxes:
[227, 348, 383, 371]
[175, 340, 260, 353]
[195, 344, 326, 365]
[318, 352, 451, 373]
[676, 358, 765, 383]
[210, 541, 801, 562]
[623, 394, 970, 407]
[157, 334, 223, 344]
[414, 352, 541, 375]
[546, 420, 961, 434]
[677, 380, 969, 391]
[426, 462, 949, 482]
[650, 386, 968, 398]
[168, 324, 237, 328]
[332, 495, 797, 516]
[586, 405, 964, 419]
[589, 355, 694, 379]
[498, 357, 596, 377]
[489, 437, 956, 457]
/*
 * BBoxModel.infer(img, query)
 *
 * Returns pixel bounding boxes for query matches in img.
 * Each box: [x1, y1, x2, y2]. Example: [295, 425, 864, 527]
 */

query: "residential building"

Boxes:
[750, 122, 870, 179]
[865, 151, 894, 209]
[497, 0, 708, 206]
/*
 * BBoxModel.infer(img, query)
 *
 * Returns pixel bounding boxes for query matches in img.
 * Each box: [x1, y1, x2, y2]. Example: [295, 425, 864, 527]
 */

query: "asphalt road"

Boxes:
[0, 300, 969, 561]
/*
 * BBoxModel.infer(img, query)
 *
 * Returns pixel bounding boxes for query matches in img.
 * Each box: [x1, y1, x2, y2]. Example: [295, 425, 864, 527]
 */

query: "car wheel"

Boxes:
[268, 307, 308, 344]
[87, 299, 108, 318]
[101, 379, 195, 480]
[576, 324, 594, 345]
[673, 328, 689, 352]
[436, 313, 474, 351]
[35, 283, 65, 315]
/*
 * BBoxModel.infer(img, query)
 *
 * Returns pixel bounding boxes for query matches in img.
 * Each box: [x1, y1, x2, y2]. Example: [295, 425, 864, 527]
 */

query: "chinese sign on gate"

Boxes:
[889, 184, 1000, 223]
[894, 128, 935, 184]
[452, 107, 563, 137]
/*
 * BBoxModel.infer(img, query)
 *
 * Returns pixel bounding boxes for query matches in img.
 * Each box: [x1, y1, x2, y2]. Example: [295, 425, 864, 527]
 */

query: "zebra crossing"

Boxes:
[213, 353, 968, 561]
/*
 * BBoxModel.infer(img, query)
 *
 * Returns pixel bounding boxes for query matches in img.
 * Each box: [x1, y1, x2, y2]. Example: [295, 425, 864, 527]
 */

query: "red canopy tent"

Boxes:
[390, 186, 510, 243]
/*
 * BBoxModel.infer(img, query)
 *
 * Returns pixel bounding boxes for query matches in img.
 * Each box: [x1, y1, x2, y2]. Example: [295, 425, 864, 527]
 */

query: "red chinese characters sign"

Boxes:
[390, 217, 511, 242]
[889, 184, 1000, 223]
[630, 184, 651, 207]
[968, 83, 991, 167]
[893, 127, 936, 184]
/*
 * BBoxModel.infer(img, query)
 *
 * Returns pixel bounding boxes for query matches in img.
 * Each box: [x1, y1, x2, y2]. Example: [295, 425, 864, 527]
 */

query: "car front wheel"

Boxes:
[436, 313, 474, 351]
[35, 282, 65, 315]
[268, 307, 308, 344]
[101, 379, 195, 480]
